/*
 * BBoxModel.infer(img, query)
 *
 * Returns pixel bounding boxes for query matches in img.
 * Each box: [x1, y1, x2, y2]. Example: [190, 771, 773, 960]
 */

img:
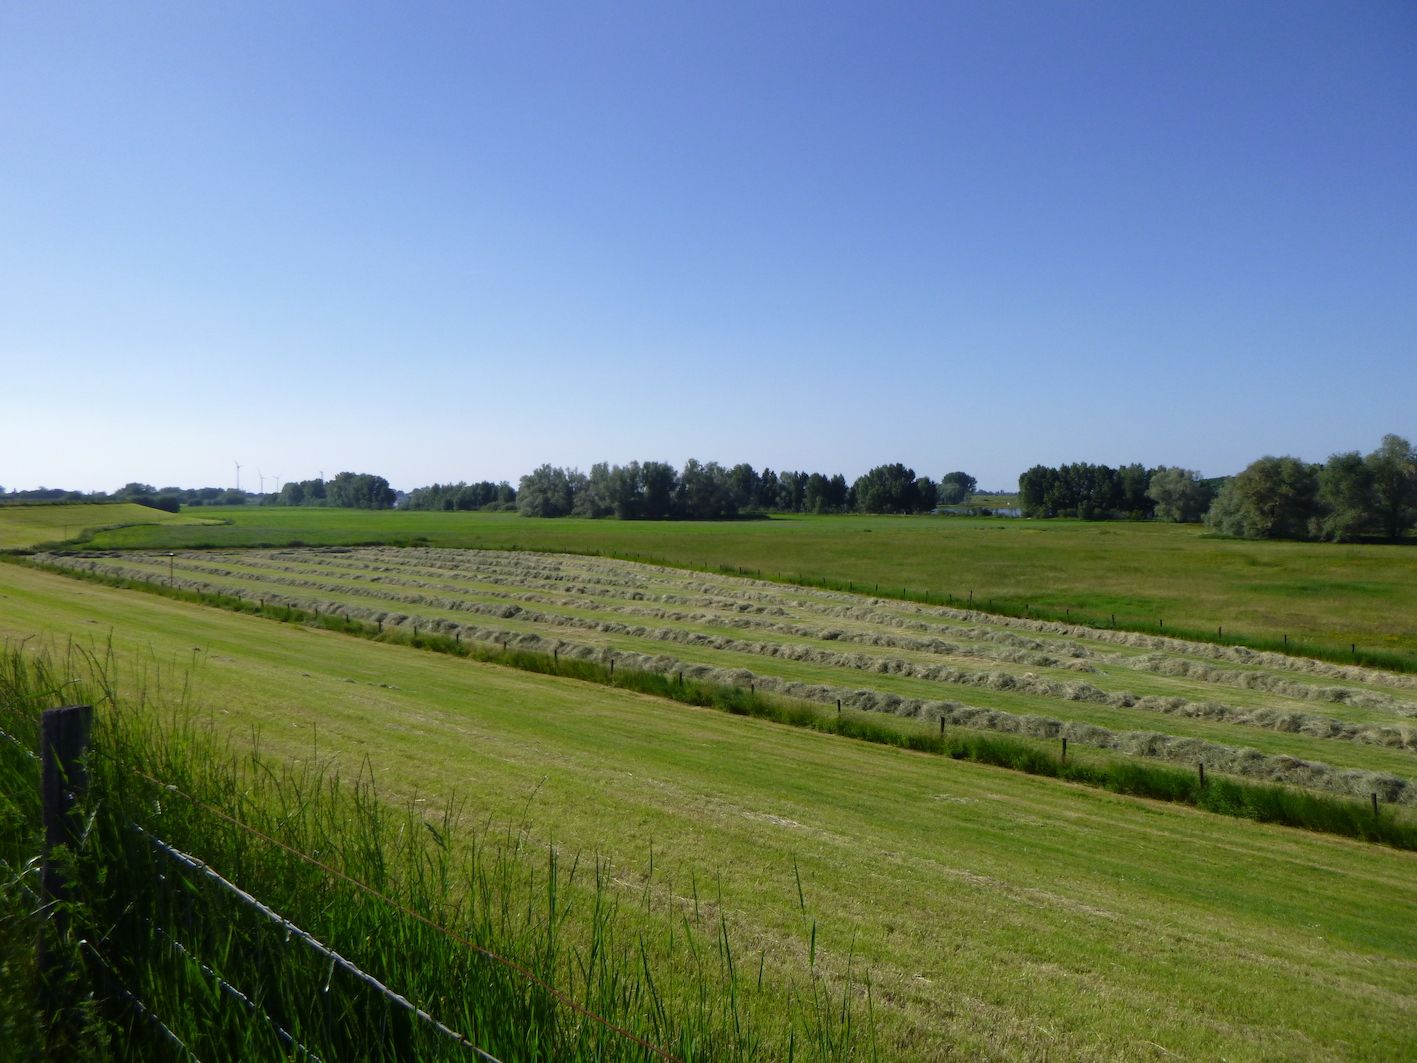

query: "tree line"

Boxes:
[1017, 434, 1415, 542]
[402, 481, 517, 512]
[507, 461, 978, 520]
[1206, 434, 1416, 542]
[0, 473, 398, 512]
[1017, 464, 1216, 522]
[11, 434, 1407, 541]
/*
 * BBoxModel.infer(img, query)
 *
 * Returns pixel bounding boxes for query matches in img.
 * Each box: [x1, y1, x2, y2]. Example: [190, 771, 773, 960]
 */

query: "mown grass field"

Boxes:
[0, 501, 215, 550]
[2, 561, 1415, 1059]
[77, 507, 1417, 666]
[36, 546, 1417, 807]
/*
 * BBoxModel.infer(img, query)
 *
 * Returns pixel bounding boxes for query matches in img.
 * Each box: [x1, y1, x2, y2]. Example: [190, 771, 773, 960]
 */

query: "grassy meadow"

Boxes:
[2, 561, 1416, 1059]
[35, 546, 1417, 807]
[0, 501, 215, 550]
[70, 506, 1417, 666]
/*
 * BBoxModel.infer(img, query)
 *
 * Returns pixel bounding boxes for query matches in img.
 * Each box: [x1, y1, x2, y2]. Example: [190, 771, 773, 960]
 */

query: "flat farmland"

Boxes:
[1, 561, 1414, 1060]
[81, 508, 1417, 665]
[38, 547, 1417, 807]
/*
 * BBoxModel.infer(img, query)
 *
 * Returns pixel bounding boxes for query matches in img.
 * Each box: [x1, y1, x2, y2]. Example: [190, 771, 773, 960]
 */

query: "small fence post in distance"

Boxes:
[939, 716, 945, 737]
[39, 704, 94, 1028]
[1061, 737, 1067, 763]
[1372, 793, 1379, 817]
[837, 699, 841, 715]
[1198, 762, 1206, 787]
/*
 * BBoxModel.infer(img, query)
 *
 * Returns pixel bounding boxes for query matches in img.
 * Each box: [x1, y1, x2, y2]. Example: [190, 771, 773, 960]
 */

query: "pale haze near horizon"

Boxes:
[2, 2, 1413, 495]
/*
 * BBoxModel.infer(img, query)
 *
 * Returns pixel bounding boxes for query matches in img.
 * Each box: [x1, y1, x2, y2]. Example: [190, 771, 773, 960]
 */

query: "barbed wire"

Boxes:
[19, 729, 683, 1061]
[148, 918, 325, 1062]
[81, 939, 200, 1062]
[127, 766, 683, 1063]
[0, 723, 39, 759]
[137, 825, 502, 1063]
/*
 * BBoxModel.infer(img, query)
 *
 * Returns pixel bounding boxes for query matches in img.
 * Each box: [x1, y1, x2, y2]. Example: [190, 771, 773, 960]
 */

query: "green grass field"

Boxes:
[0, 501, 216, 550]
[74, 506, 1417, 665]
[2, 561, 1415, 1059]
[35, 546, 1417, 806]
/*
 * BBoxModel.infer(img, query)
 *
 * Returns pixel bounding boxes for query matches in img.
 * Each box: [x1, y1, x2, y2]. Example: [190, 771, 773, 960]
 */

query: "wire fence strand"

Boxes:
[0, 724, 39, 759]
[149, 919, 326, 1063]
[128, 766, 683, 1063]
[136, 825, 502, 1063]
[81, 939, 201, 1062]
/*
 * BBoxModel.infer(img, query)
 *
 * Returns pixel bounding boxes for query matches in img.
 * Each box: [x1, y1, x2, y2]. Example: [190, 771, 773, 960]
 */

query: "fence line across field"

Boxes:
[38, 712, 682, 1063]
[124, 764, 684, 1063]
[81, 940, 199, 1062]
[0, 723, 39, 759]
[147, 918, 326, 1063]
[136, 825, 501, 1062]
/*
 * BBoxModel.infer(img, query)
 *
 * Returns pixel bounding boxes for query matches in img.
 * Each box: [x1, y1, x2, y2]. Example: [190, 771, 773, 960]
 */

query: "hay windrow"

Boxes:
[33, 548, 1417, 802]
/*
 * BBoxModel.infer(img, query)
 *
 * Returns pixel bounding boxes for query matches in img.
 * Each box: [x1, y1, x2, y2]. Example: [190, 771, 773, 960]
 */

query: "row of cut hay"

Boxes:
[294, 544, 1417, 696]
[184, 545, 1417, 697]
[422, 625, 1417, 806]
[21, 559, 1417, 825]
[152, 552, 1119, 674]
[267, 547, 1417, 703]
[101, 548, 1417, 719]
[42, 553, 1417, 755]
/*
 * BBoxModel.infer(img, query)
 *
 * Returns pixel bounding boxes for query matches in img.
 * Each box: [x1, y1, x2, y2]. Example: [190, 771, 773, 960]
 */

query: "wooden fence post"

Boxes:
[39, 704, 94, 1026]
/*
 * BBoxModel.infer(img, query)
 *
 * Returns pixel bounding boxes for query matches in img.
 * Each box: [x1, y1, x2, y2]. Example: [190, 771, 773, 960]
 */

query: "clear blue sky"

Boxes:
[3, 2, 1414, 494]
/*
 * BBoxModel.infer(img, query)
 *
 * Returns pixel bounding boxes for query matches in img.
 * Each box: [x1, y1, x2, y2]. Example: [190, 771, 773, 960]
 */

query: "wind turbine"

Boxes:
[256, 469, 267, 496]
[234, 461, 242, 491]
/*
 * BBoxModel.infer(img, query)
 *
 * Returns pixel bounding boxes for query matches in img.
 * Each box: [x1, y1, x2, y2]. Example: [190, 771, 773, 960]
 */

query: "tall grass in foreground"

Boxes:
[0, 644, 873, 1061]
